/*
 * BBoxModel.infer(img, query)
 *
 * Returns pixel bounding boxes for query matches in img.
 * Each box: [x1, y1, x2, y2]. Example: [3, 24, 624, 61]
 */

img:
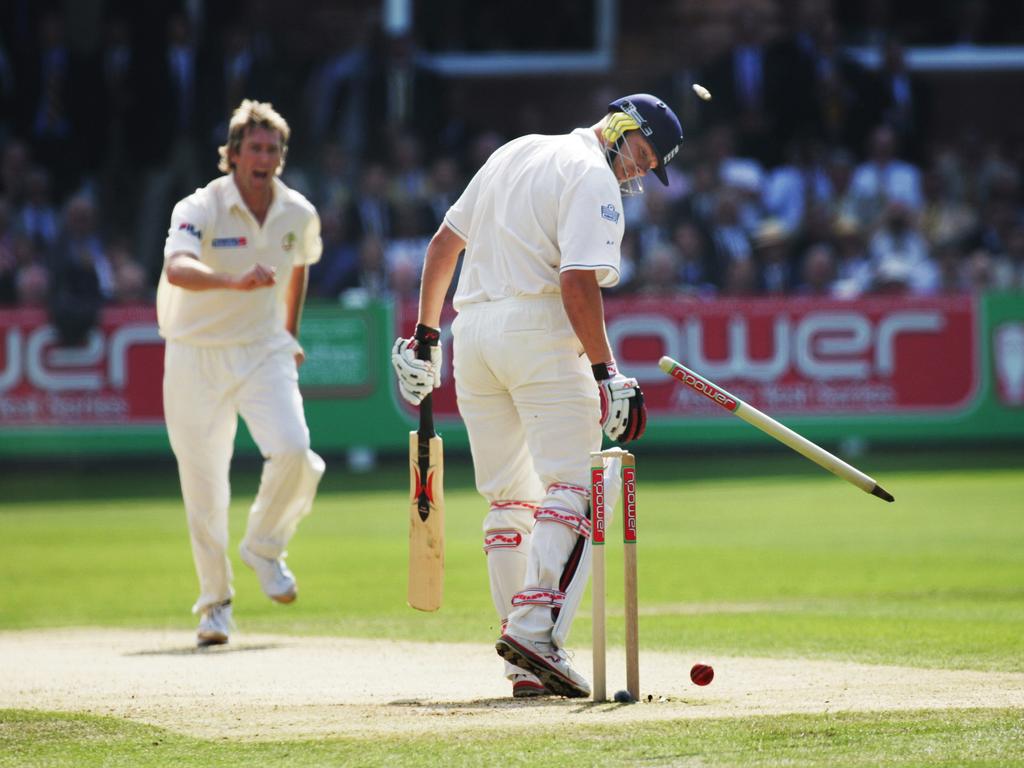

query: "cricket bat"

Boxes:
[408, 344, 444, 611]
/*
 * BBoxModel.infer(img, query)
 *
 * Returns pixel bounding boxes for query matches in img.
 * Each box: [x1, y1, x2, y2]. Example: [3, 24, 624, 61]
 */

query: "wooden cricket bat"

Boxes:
[407, 345, 444, 611]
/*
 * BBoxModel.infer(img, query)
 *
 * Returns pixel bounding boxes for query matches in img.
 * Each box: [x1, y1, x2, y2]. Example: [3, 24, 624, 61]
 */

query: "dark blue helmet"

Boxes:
[607, 94, 684, 185]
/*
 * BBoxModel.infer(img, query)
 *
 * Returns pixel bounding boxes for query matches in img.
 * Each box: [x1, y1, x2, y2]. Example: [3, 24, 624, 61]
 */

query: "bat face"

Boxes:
[408, 430, 444, 611]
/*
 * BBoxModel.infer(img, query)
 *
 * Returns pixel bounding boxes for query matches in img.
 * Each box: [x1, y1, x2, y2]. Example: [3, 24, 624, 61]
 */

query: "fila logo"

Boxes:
[178, 222, 202, 239]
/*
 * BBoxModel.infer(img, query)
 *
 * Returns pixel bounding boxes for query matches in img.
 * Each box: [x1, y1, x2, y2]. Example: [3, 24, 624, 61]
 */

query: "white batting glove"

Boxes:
[391, 324, 442, 405]
[594, 360, 647, 443]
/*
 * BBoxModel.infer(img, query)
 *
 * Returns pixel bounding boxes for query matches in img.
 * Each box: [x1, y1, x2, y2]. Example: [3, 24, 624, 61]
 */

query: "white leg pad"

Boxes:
[483, 502, 536, 678]
[507, 482, 590, 645]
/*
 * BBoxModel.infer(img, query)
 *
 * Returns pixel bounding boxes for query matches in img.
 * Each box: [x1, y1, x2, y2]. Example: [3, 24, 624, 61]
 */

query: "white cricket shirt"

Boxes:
[445, 128, 624, 310]
[157, 175, 322, 346]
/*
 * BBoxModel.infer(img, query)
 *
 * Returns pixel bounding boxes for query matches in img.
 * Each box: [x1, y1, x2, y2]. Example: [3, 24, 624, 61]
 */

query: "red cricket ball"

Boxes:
[690, 663, 714, 686]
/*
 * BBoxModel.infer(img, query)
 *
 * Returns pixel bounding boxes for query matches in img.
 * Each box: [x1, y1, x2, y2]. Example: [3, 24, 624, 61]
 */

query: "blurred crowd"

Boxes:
[2, 0, 1024, 345]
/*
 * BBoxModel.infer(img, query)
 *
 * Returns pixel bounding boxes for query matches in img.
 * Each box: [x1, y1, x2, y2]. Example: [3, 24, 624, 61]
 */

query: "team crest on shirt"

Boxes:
[600, 203, 620, 223]
[281, 232, 296, 251]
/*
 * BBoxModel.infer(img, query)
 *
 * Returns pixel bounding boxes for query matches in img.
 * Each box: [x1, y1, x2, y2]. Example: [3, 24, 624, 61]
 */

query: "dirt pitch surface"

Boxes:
[2, 629, 1022, 740]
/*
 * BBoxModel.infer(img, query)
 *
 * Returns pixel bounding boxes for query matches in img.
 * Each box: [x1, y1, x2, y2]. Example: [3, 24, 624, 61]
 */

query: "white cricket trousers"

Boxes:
[163, 339, 325, 613]
[453, 295, 601, 645]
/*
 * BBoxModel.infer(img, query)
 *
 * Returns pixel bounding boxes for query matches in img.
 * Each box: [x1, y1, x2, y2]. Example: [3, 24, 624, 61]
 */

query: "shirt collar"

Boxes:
[221, 174, 286, 222]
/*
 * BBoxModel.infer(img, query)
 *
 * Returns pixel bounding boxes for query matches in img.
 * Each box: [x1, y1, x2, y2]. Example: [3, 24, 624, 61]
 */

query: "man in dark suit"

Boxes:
[702, 7, 789, 166]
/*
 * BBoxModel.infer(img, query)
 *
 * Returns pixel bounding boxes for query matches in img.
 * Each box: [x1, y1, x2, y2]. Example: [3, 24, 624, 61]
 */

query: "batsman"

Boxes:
[392, 94, 683, 698]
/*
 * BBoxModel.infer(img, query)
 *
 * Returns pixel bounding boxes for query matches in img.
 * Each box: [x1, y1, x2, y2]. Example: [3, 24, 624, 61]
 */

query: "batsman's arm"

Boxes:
[417, 223, 465, 329]
[560, 269, 613, 365]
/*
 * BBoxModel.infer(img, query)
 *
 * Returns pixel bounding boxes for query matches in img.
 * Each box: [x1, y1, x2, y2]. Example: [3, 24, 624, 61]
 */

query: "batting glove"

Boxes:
[391, 323, 442, 405]
[594, 360, 647, 443]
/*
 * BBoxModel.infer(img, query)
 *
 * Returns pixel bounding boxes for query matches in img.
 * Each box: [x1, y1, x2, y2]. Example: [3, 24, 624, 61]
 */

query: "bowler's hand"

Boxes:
[233, 264, 276, 290]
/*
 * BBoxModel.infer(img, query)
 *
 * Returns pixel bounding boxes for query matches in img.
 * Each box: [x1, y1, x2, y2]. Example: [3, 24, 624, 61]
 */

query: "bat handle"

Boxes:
[416, 339, 435, 436]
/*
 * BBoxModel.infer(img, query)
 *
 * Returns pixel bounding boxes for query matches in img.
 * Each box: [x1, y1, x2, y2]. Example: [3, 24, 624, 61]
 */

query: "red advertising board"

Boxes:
[400, 295, 978, 419]
[0, 306, 165, 426]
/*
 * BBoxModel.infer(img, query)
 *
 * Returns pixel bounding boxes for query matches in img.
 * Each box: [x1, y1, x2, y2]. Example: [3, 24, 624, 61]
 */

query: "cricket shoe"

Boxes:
[511, 672, 548, 699]
[496, 634, 590, 698]
[196, 599, 232, 647]
[240, 544, 297, 603]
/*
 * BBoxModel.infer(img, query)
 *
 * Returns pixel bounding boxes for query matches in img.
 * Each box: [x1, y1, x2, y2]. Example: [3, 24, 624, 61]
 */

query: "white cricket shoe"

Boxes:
[240, 544, 297, 603]
[196, 600, 232, 647]
[511, 672, 548, 699]
[496, 633, 590, 698]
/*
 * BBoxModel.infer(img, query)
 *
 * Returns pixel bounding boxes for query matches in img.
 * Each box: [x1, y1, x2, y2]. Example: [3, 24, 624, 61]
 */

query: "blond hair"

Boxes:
[217, 99, 291, 174]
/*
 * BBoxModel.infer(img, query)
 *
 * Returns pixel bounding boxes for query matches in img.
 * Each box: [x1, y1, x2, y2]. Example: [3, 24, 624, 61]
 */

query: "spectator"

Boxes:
[962, 248, 1001, 293]
[707, 124, 765, 229]
[309, 205, 360, 298]
[16, 260, 50, 307]
[97, 17, 138, 239]
[48, 195, 114, 346]
[752, 218, 797, 295]
[1, 140, 32, 208]
[831, 215, 872, 298]
[920, 167, 978, 247]
[762, 135, 832, 235]
[15, 10, 99, 199]
[707, 188, 753, 275]
[311, 142, 355, 213]
[721, 255, 760, 297]
[671, 220, 719, 294]
[388, 132, 430, 205]
[683, 159, 719, 225]
[345, 162, 396, 242]
[875, 37, 931, 163]
[802, 17, 875, 152]
[850, 124, 924, 226]
[825, 148, 861, 225]
[17, 168, 60, 251]
[107, 236, 150, 304]
[702, 6, 787, 164]
[866, 201, 939, 295]
[384, 201, 433, 285]
[424, 156, 464, 226]
[935, 240, 969, 294]
[132, 12, 206, 282]
[343, 234, 390, 301]
[795, 242, 839, 296]
[993, 224, 1024, 290]
[635, 242, 683, 297]
[303, 7, 370, 154]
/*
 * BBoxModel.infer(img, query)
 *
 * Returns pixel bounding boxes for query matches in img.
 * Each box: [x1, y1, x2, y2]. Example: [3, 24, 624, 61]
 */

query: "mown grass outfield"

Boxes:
[1, 447, 1023, 766]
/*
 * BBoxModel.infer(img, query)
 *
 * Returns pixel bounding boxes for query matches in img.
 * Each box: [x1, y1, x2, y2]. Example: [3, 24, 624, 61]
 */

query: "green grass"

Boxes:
[2, 707, 1022, 767]
[2, 448, 1023, 764]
